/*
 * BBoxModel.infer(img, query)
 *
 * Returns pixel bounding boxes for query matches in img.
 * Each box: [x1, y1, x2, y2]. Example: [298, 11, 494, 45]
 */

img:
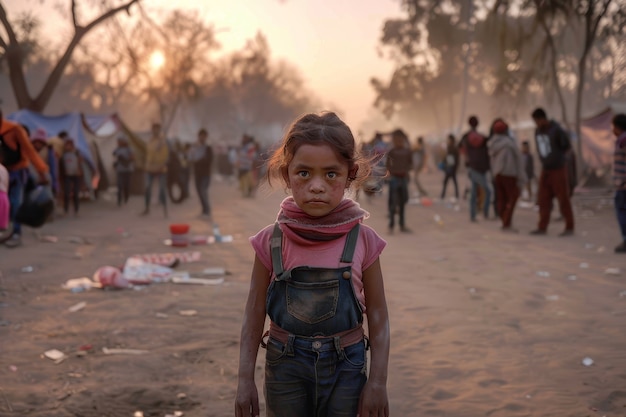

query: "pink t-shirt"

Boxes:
[250, 223, 386, 312]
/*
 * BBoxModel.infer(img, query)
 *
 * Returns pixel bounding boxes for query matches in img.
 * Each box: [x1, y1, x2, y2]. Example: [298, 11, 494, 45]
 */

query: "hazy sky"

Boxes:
[5, 0, 404, 133]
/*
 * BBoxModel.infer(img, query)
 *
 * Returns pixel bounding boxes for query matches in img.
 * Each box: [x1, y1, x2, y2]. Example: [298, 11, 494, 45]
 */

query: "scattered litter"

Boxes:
[155, 313, 169, 319]
[177, 393, 187, 400]
[171, 276, 224, 286]
[179, 310, 198, 317]
[40, 235, 58, 243]
[68, 301, 87, 313]
[116, 227, 131, 238]
[94, 266, 130, 289]
[132, 251, 201, 266]
[619, 291, 626, 298]
[134, 411, 144, 417]
[605, 268, 621, 275]
[21, 266, 35, 273]
[420, 197, 433, 207]
[203, 267, 228, 275]
[582, 357, 594, 366]
[518, 201, 534, 209]
[123, 257, 176, 284]
[164, 412, 184, 417]
[78, 344, 93, 352]
[468, 288, 477, 294]
[536, 271, 550, 278]
[102, 347, 149, 355]
[584, 243, 594, 249]
[62, 277, 97, 293]
[44, 349, 67, 363]
[545, 295, 560, 301]
[433, 214, 444, 226]
[567, 275, 578, 281]
[68, 236, 85, 244]
[8, 365, 17, 372]
[579, 262, 590, 269]
[597, 246, 605, 253]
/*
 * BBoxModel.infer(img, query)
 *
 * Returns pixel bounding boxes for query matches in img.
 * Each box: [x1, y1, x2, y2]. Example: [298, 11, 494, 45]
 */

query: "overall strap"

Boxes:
[340, 223, 361, 263]
[270, 223, 285, 279]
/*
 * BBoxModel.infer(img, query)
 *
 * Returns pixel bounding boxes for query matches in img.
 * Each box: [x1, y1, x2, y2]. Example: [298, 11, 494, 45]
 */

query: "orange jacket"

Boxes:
[0, 119, 49, 175]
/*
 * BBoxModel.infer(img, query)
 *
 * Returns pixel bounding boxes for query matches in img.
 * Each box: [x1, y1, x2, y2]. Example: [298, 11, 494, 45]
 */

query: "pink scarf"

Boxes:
[277, 197, 369, 243]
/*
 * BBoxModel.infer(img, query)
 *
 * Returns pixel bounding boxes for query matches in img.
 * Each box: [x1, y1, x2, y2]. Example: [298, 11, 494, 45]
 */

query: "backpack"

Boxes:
[0, 131, 22, 168]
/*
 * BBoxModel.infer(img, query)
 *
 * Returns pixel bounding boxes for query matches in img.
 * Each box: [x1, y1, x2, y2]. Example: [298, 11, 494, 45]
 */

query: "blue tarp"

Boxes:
[7, 109, 95, 167]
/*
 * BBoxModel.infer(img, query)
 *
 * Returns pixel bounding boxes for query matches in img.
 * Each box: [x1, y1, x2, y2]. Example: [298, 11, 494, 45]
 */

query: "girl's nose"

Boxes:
[309, 177, 325, 193]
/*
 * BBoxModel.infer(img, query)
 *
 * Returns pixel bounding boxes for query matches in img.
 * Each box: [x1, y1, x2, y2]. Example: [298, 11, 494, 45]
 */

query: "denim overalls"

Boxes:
[264, 223, 367, 417]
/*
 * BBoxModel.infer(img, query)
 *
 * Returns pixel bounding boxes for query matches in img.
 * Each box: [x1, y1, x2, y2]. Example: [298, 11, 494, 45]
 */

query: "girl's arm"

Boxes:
[235, 255, 271, 417]
[359, 258, 390, 417]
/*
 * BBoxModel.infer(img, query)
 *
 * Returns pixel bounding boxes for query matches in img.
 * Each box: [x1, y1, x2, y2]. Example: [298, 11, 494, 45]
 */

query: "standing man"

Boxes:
[0, 110, 49, 247]
[611, 113, 626, 253]
[460, 116, 491, 222]
[386, 128, 413, 234]
[412, 136, 429, 197]
[530, 108, 575, 236]
[141, 123, 169, 217]
[188, 128, 214, 219]
[113, 137, 134, 206]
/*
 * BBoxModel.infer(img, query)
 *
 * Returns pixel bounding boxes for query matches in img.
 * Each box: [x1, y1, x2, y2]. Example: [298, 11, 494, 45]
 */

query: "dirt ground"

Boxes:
[0, 171, 625, 417]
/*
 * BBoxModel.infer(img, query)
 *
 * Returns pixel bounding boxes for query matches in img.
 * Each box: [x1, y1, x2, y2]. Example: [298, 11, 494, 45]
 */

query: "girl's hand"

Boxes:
[358, 380, 389, 417]
[235, 379, 260, 417]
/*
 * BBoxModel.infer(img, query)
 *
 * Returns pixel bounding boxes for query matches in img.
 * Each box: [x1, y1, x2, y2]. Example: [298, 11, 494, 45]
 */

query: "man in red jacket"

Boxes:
[0, 109, 49, 247]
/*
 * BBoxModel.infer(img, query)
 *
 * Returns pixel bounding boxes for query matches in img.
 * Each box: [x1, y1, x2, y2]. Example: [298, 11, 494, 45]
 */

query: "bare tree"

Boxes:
[0, 0, 139, 111]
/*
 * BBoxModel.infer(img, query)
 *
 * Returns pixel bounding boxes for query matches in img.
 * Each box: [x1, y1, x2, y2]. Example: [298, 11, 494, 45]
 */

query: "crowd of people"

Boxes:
[360, 107, 625, 253]
[1, 107, 625, 254]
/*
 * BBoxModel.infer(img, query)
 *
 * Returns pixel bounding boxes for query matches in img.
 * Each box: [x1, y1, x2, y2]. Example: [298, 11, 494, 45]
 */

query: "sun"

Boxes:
[149, 51, 165, 70]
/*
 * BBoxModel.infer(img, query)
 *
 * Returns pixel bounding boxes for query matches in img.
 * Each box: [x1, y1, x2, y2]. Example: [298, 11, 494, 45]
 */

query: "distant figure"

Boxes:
[112, 137, 134, 206]
[361, 133, 387, 200]
[0, 109, 49, 248]
[216, 142, 235, 182]
[237, 134, 258, 198]
[530, 108, 574, 236]
[611, 113, 626, 253]
[521, 141, 535, 201]
[188, 128, 214, 218]
[386, 128, 413, 233]
[488, 120, 527, 232]
[440, 134, 459, 200]
[30, 127, 59, 198]
[460, 116, 491, 221]
[59, 138, 84, 217]
[412, 136, 428, 197]
[141, 123, 169, 217]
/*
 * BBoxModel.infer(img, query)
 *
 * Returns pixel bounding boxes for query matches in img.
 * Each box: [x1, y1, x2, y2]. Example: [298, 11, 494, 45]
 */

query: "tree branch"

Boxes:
[71, 0, 79, 28]
[31, 0, 140, 110]
[0, 2, 18, 44]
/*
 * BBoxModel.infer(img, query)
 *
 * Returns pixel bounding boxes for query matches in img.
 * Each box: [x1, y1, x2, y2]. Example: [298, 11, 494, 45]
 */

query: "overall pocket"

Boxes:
[286, 280, 339, 324]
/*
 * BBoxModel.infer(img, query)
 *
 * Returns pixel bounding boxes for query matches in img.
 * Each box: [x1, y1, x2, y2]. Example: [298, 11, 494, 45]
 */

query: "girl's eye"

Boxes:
[327, 172, 338, 179]
[297, 171, 309, 178]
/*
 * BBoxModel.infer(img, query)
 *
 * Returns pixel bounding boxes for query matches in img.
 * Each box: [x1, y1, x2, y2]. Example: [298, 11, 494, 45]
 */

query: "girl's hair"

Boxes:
[266, 112, 371, 188]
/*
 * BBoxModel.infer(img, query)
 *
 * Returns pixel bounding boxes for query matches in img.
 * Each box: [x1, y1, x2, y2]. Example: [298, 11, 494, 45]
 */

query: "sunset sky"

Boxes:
[5, 0, 405, 134]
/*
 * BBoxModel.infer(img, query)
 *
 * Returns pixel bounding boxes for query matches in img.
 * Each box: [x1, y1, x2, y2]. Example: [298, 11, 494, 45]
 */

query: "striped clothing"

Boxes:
[615, 132, 626, 190]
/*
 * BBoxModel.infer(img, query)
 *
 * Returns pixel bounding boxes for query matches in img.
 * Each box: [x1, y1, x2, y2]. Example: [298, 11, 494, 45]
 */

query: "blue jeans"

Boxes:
[616, 190, 626, 242]
[144, 172, 167, 209]
[8, 169, 28, 235]
[265, 336, 367, 417]
[469, 169, 492, 220]
[194, 174, 211, 215]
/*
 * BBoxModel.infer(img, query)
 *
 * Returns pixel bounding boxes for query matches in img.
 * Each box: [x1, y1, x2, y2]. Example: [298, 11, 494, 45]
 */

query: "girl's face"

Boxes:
[284, 143, 351, 217]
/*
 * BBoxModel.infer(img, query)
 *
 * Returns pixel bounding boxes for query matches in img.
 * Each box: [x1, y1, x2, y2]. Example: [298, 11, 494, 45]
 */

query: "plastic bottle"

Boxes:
[213, 224, 222, 242]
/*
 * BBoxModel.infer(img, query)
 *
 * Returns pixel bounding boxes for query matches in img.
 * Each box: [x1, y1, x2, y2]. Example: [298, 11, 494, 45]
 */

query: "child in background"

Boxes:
[235, 112, 390, 417]
[0, 147, 10, 232]
[59, 139, 84, 217]
[386, 128, 413, 233]
[440, 133, 460, 200]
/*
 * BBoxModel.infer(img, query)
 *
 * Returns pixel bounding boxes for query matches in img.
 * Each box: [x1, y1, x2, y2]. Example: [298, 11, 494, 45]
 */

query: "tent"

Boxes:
[580, 101, 626, 174]
[8, 110, 146, 195]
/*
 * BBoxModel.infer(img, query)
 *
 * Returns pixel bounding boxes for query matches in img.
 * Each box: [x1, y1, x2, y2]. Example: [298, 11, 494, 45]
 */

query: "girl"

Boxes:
[235, 112, 390, 417]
